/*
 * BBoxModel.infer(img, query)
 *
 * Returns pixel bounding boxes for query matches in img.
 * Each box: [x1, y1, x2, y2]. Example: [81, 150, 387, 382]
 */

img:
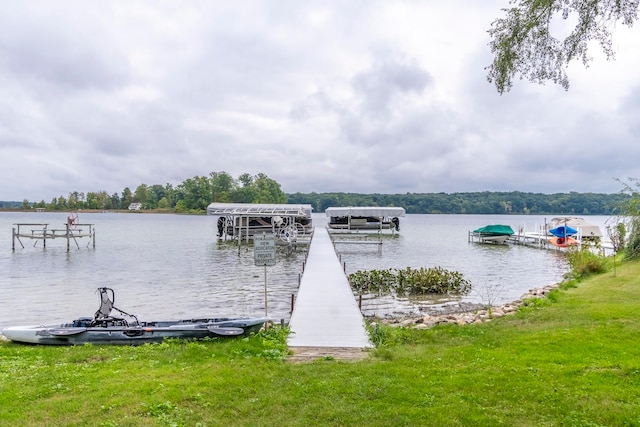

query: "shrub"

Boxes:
[625, 217, 640, 260]
[566, 245, 608, 279]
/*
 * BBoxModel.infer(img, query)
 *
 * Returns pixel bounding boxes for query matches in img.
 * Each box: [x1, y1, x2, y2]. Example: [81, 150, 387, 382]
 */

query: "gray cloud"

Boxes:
[1, 0, 639, 202]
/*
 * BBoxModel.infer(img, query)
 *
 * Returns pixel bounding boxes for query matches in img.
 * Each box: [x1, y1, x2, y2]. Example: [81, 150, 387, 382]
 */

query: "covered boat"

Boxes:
[471, 224, 514, 244]
[325, 206, 405, 232]
[207, 202, 313, 243]
[1, 287, 268, 345]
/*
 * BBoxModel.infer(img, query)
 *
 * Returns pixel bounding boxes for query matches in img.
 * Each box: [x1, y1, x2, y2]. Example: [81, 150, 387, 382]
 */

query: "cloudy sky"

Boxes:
[1, 1, 639, 202]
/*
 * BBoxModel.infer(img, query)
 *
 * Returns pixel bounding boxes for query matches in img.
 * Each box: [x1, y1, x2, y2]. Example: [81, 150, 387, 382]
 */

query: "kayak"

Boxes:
[548, 236, 578, 248]
[1, 287, 268, 345]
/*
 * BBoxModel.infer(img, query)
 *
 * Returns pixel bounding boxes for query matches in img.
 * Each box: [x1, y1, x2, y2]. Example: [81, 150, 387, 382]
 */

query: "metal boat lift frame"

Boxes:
[12, 223, 96, 252]
[206, 203, 314, 250]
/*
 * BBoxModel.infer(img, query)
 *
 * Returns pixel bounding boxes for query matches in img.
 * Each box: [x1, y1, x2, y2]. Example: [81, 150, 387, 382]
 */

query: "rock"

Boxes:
[399, 319, 414, 327]
[367, 280, 564, 331]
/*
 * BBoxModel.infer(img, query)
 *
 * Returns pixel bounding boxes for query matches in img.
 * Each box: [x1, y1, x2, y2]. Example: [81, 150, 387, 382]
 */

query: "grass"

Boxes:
[2, 261, 640, 426]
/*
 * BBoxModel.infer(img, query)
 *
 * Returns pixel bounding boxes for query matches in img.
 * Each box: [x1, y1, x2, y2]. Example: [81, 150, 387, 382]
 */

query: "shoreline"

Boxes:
[0, 284, 560, 343]
[367, 283, 560, 329]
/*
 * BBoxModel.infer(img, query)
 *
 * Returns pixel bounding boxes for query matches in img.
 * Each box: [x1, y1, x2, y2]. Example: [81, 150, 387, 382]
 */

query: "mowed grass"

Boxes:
[1, 260, 640, 426]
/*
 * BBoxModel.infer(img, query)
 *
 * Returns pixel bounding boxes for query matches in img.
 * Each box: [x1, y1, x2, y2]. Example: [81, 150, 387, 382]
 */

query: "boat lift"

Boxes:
[12, 222, 96, 252]
[206, 203, 314, 252]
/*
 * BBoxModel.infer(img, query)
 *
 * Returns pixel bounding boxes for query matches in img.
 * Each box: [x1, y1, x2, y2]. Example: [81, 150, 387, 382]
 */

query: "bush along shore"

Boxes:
[368, 283, 559, 329]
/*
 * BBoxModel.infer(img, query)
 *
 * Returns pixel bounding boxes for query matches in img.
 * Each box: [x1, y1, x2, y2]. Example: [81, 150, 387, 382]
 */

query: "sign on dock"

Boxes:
[254, 233, 276, 266]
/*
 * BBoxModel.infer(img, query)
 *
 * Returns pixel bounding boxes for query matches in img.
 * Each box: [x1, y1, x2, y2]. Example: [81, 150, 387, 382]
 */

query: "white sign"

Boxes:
[254, 233, 276, 266]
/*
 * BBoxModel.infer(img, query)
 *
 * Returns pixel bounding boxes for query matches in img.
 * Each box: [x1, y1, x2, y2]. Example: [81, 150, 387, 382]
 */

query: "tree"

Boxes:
[134, 184, 149, 207]
[157, 197, 171, 209]
[57, 195, 68, 210]
[147, 185, 166, 209]
[96, 191, 110, 210]
[617, 178, 640, 259]
[209, 171, 235, 202]
[253, 173, 287, 204]
[487, 1, 639, 93]
[177, 176, 211, 211]
[121, 187, 133, 209]
[110, 193, 121, 210]
[68, 191, 80, 210]
[85, 192, 99, 209]
[238, 173, 253, 188]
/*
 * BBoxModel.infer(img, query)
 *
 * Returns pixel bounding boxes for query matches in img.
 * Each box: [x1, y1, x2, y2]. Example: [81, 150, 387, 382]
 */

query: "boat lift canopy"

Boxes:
[325, 206, 406, 218]
[207, 203, 313, 217]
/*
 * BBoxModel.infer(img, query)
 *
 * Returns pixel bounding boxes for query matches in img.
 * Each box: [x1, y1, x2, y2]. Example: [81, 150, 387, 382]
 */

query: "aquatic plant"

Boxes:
[348, 267, 471, 296]
[348, 268, 396, 295]
[395, 266, 471, 295]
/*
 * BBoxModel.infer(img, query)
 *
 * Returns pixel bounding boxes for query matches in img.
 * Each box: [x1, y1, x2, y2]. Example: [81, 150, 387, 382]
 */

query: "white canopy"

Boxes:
[548, 217, 603, 238]
[325, 206, 406, 218]
[207, 202, 312, 217]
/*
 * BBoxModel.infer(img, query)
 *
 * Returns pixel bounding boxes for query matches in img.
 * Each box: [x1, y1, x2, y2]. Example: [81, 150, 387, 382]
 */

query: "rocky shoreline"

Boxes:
[366, 283, 560, 329]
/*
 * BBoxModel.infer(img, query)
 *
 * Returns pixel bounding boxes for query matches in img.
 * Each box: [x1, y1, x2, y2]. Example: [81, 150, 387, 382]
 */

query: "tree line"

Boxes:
[3, 172, 286, 213]
[287, 191, 629, 216]
[0, 172, 631, 216]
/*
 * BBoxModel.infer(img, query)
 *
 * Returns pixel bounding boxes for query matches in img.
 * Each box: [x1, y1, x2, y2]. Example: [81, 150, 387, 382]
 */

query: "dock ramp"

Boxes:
[287, 227, 371, 349]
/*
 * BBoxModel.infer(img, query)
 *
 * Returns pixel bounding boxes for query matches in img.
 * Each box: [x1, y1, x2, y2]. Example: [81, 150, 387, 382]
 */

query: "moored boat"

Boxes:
[207, 202, 313, 243]
[1, 287, 268, 345]
[325, 206, 405, 233]
[471, 224, 514, 244]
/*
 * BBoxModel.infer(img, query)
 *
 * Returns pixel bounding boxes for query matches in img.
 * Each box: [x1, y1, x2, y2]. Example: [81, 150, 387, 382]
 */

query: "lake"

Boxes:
[0, 211, 614, 328]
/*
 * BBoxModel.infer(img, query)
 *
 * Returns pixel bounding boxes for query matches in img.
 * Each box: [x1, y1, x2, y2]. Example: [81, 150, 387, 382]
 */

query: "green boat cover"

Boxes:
[473, 224, 514, 235]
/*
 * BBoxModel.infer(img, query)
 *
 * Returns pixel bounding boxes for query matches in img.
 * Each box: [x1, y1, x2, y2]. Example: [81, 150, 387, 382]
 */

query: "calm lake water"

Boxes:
[0, 211, 613, 328]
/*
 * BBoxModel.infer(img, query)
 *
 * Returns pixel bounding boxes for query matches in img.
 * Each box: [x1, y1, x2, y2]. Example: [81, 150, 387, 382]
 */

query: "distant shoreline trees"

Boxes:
[0, 172, 630, 216]
[3, 171, 287, 213]
[287, 191, 628, 216]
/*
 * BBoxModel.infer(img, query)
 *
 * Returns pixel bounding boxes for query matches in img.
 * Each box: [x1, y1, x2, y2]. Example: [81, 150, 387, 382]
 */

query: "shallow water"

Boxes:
[0, 211, 612, 327]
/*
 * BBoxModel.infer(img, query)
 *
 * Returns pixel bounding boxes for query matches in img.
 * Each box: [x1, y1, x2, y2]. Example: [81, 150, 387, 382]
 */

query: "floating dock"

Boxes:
[287, 227, 371, 349]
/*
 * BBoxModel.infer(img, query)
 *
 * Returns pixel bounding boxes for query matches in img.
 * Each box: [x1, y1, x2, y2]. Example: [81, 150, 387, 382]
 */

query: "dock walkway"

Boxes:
[287, 227, 371, 349]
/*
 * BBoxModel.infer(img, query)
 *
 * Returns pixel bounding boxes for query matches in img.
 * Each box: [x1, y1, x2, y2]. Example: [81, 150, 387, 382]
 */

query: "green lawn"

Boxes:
[1, 260, 640, 426]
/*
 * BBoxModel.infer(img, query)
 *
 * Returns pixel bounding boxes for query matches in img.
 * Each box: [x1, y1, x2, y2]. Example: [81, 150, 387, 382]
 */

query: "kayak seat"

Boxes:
[93, 287, 139, 326]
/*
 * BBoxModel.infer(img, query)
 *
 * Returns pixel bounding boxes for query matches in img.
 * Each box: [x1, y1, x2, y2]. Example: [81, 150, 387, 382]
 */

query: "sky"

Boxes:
[1, 1, 639, 202]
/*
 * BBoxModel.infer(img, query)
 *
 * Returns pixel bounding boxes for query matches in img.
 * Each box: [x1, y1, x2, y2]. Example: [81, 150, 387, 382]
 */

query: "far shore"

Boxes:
[0, 208, 201, 215]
